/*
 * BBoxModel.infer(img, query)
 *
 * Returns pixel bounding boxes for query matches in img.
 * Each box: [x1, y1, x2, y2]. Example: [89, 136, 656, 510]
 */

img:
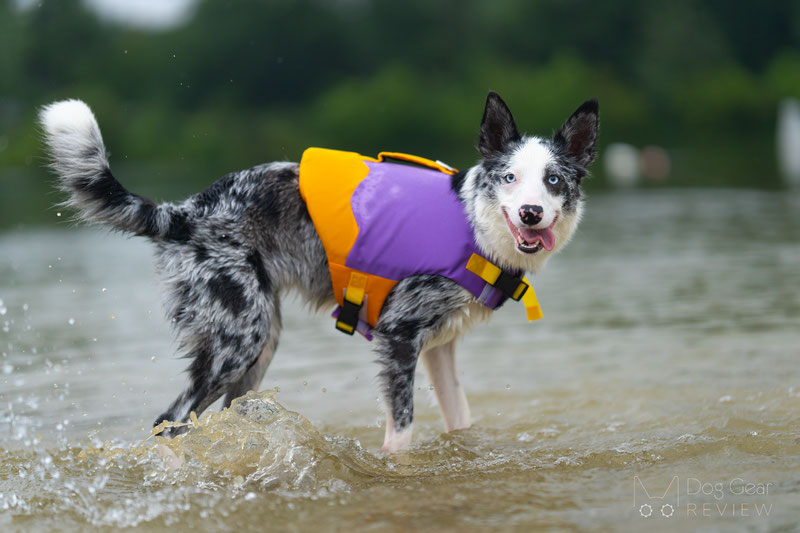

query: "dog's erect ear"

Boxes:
[479, 91, 521, 157]
[554, 99, 599, 167]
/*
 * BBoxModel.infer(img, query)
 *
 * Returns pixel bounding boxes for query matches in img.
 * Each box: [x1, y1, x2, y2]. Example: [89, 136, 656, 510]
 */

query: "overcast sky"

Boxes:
[16, 0, 197, 30]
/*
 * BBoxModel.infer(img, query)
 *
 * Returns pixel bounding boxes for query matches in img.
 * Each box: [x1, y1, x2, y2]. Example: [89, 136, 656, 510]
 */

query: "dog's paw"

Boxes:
[381, 424, 414, 453]
[156, 443, 185, 471]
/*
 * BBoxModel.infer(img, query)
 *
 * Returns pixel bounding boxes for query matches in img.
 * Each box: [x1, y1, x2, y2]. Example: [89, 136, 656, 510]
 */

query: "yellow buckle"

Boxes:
[465, 254, 542, 321]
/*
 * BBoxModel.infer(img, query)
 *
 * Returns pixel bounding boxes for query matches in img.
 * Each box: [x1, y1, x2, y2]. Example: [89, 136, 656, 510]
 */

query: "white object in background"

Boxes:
[777, 98, 800, 187]
[603, 143, 641, 187]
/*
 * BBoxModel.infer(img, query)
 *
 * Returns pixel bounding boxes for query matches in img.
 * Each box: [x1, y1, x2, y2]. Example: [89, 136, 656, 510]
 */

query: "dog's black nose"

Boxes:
[519, 204, 543, 225]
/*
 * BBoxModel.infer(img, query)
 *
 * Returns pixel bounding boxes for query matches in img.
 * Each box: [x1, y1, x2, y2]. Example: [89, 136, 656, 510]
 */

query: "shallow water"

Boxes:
[1, 189, 799, 532]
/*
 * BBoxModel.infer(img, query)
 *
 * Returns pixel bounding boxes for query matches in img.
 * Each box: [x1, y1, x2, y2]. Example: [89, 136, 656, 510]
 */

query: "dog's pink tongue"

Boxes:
[520, 227, 555, 250]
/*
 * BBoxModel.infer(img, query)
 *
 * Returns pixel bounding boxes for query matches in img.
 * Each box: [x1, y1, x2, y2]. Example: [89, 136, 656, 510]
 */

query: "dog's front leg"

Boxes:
[371, 276, 473, 453]
[421, 340, 471, 432]
[375, 337, 419, 453]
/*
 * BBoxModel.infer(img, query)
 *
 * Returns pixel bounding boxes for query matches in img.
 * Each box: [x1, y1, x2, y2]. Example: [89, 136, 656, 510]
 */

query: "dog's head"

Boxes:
[460, 92, 598, 273]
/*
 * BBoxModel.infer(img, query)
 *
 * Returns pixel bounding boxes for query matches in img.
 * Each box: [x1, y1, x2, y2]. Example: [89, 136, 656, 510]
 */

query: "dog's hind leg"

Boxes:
[421, 340, 471, 432]
[154, 320, 276, 436]
[154, 249, 279, 436]
[223, 304, 281, 408]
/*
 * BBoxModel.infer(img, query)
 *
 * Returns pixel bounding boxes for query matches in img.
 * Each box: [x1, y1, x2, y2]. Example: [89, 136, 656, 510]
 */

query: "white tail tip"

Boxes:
[39, 99, 99, 136]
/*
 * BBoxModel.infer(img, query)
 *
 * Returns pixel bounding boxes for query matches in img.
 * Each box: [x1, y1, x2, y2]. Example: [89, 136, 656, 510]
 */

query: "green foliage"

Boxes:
[1, 0, 799, 228]
[766, 51, 800, 99]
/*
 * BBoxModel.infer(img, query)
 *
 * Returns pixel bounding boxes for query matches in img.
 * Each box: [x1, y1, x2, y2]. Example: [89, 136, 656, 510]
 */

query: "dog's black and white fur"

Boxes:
[39, 93, 598, 452]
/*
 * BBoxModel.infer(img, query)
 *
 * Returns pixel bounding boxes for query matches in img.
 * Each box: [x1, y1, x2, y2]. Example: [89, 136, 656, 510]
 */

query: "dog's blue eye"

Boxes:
[504, 173, 516, 184]
[548, 175, 560, 185]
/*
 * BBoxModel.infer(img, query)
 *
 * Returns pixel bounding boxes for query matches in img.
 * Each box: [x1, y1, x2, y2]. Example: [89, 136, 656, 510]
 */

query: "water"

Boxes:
[1, 189, 799, 532]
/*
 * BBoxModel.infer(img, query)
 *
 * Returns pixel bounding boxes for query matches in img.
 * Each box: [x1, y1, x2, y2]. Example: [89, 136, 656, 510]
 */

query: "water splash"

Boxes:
[143, 389, 385, 492]
[1, 390, 385, 528]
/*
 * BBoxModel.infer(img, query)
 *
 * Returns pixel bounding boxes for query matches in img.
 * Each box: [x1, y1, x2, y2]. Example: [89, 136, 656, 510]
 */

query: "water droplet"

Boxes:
[505, 384, 511, 390]
[151, 356, 156, 362]
[56, 212, 61, 217]
[302, 381, 308, 386]
[124, 49, 128, 54]
[101, 288, 107, 293]
[67, 318, 75, 325]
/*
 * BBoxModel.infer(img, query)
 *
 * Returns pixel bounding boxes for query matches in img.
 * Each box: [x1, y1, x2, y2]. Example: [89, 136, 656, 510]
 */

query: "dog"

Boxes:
[39, 92, 598, 452]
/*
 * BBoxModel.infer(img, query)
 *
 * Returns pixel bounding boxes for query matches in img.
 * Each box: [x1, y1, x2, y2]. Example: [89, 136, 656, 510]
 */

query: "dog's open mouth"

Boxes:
[502, 209, 557, 254]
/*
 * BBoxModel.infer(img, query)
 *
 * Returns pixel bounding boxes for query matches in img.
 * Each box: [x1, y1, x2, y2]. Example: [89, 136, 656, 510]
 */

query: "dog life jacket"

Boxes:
[298, 148, 543, 340]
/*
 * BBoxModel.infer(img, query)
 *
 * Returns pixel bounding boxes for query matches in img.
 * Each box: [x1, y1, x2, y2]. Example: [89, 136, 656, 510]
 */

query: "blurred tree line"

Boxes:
[1, 0, 799, 228]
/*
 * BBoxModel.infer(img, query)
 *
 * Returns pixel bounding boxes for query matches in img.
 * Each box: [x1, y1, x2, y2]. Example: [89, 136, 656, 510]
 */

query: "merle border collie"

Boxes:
[39, 92, 598, 452]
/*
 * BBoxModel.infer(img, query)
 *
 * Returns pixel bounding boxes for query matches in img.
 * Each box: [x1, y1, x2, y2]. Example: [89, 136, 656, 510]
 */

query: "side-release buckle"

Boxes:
[494, 270, 528, 301]
[464, 253, 543, 321]
[335, 272, 368, 335]
[465, 254, 528, 300]
[335, 299, 361, 335]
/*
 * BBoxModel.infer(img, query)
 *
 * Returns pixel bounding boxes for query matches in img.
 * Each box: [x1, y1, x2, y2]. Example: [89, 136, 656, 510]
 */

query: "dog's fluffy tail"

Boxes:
[39, 99, 175, 238]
